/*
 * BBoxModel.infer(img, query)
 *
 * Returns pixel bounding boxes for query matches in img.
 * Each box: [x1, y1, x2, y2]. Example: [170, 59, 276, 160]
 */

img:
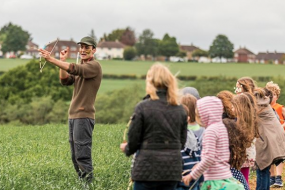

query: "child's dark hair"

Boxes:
[182, 104, 189, 117]
[223, 118, 249, 169]
[181, 94, 197, 123]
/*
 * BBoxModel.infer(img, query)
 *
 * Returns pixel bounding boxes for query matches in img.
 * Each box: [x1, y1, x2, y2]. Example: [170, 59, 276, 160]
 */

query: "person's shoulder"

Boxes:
[88, 59, 101, 67]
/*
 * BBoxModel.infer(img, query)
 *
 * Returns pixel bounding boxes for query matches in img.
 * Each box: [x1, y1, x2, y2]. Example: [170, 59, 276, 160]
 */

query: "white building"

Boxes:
[96, 40, 126, 60]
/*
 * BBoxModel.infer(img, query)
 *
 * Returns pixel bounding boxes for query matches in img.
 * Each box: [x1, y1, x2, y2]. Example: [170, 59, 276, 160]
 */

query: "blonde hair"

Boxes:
[232, 93, 258, 145]
[146, 63, 179, 105]
[266, 81, 281, 97]
[217, 90, 236, 119]
[237, 77, 256, 94]
[181, 94, 197, 122]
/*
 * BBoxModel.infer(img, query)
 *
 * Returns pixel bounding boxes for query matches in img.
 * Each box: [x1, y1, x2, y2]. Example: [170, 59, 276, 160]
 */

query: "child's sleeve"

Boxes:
[190, 128, 217, 179]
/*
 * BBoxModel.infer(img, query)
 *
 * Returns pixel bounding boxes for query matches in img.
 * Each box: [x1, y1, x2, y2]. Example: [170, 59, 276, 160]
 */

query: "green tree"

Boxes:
[0, 59, 73, 104]
[89, 29, 97, 42]
[176, 51, 187, 58]
[192, 49, 209, 58]
[120, 27, 136, 46]
[101, 29, 125, 41]
[0, 22, 31, 53]
[123, 46, 136, 60]
[209, 34, 234, 59]
[135, 29, 159, 58]
[158, 34, 179, 59]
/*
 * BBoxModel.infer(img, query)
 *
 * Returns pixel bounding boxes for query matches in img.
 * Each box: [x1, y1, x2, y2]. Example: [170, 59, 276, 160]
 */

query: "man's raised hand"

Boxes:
[60, 47, 69, 61]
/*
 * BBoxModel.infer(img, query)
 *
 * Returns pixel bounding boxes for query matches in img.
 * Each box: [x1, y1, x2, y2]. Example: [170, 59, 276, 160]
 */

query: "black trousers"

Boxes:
[69, 118, 94, 179]
[133, 181, 179, 190]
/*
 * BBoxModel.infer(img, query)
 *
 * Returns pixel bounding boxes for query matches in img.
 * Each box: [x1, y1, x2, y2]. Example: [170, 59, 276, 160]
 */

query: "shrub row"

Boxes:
[104, 74, 274, 82]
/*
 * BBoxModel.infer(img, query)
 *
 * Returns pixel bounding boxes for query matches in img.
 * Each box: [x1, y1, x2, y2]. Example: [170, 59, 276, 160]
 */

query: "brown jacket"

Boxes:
[255, 96, 285, 170]
[61, 58, 102, 119]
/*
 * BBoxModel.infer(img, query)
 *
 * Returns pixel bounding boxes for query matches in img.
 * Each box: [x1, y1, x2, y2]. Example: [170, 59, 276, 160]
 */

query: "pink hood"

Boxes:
[196, 96, 224, 127]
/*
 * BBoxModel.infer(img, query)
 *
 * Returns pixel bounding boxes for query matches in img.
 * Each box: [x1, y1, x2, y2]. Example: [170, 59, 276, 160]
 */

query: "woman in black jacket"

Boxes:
[120, 63, 188, 190]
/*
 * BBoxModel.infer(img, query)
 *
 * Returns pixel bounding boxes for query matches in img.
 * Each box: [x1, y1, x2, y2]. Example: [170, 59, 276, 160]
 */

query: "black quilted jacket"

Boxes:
[124, 90, 188, 181]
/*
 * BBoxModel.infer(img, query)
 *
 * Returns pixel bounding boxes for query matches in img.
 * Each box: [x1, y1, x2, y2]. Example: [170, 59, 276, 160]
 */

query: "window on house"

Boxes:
[70, 53, 76, 58]
[70, 46, 77, 51]
[62, 46, 67, 50]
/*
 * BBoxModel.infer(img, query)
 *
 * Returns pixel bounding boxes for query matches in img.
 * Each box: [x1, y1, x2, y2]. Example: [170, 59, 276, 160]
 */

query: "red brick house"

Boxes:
[180, 44, 200, 61]
[234, 47, 256, 63]
[256, 51, 285, 64]
[25, 41, 39, 57]
[45, 39, 80, 59]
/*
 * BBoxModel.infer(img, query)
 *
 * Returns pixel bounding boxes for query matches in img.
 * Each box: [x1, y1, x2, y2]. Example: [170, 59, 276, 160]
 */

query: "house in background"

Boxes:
[45, 39, 79, 59]
[234, 47, 256, 63]
[256, 51, 285, 64]
[96, 40, 126, 60]
[179, 44, 200, 61]
[25, 41, 39, 57]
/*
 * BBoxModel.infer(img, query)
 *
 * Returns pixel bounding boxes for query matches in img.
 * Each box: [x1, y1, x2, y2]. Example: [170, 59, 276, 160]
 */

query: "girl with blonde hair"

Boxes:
[120, 63, 188, 190]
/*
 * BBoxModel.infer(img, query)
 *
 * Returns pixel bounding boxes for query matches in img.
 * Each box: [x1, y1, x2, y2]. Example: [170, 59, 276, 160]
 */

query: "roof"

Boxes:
[180, 45, 199, 52]
[48, 40, 78, 47]
[235, 47, 255, 55]
[97, 41, 126, 49]
[27, 41, 38, 47]
[256, 52, 285, 60]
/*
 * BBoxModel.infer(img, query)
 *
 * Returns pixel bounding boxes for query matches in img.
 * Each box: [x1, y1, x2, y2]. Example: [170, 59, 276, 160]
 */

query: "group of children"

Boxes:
[178, 78, 285, 190]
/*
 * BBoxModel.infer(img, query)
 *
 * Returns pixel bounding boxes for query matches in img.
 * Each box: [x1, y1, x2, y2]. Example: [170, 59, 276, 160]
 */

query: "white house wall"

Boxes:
[96, 47, 124, 59]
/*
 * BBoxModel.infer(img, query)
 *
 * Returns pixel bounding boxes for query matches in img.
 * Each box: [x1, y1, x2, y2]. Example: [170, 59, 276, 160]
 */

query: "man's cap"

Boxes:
[181, 87, 200, 99]
[77, 36, 97, 48]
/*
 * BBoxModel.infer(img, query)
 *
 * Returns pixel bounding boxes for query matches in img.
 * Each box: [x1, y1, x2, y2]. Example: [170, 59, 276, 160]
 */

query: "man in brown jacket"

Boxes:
[38, 36, 102, 182]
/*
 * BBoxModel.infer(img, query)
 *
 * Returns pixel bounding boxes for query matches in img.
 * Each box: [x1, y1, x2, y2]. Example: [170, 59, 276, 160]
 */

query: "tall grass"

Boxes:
[0, 124, 132, 190]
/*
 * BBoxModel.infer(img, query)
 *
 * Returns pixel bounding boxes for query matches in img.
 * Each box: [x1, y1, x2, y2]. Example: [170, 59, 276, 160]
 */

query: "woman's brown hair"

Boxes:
[217, 90, 235, 119]
[223, 118, 249, 169]
[237, 77, 256, 94]
[232, 93, 259, 143]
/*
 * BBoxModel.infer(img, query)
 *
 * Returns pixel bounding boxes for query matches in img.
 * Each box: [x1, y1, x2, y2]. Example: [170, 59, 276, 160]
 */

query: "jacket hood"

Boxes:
[197, 96, 224, 127]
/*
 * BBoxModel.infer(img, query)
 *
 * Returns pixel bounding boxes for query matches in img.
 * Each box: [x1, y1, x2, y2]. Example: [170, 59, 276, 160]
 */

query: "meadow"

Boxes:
[0, 124, 132, 190]
[1, 58, 285, 77]
[1, 124, 283, 190]
[1, 59, 285, 189]
[1, 58, 284, 95]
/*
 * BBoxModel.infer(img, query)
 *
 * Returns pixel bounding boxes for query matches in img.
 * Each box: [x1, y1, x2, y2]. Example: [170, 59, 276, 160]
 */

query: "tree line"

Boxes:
[0, 22, 234, 60]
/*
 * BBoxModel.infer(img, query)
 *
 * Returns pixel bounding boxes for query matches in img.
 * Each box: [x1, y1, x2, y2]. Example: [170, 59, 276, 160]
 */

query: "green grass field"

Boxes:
[1, 59, 285, 78]
[0, 58, 31, 71]
[0, 124, 132, 190]
[0, 123, 271, 190]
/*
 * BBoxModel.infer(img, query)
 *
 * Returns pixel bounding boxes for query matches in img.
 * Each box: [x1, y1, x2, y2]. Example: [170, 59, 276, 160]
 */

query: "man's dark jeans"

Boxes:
[256, 165, 271, 190]
[133, 181, 178, 190]
[69, 118, 94, 180]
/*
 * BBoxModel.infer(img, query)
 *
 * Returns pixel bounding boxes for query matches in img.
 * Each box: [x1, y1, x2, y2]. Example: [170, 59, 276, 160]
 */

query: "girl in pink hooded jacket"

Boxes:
[182, 96, 244, 190]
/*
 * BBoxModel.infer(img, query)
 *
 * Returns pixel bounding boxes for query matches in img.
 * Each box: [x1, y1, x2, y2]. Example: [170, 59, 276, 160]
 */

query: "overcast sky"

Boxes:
[1, 0, 284, 54]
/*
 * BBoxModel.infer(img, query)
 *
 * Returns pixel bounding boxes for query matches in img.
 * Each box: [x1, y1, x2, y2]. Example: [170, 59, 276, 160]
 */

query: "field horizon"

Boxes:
[1, 59, 285, 78]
